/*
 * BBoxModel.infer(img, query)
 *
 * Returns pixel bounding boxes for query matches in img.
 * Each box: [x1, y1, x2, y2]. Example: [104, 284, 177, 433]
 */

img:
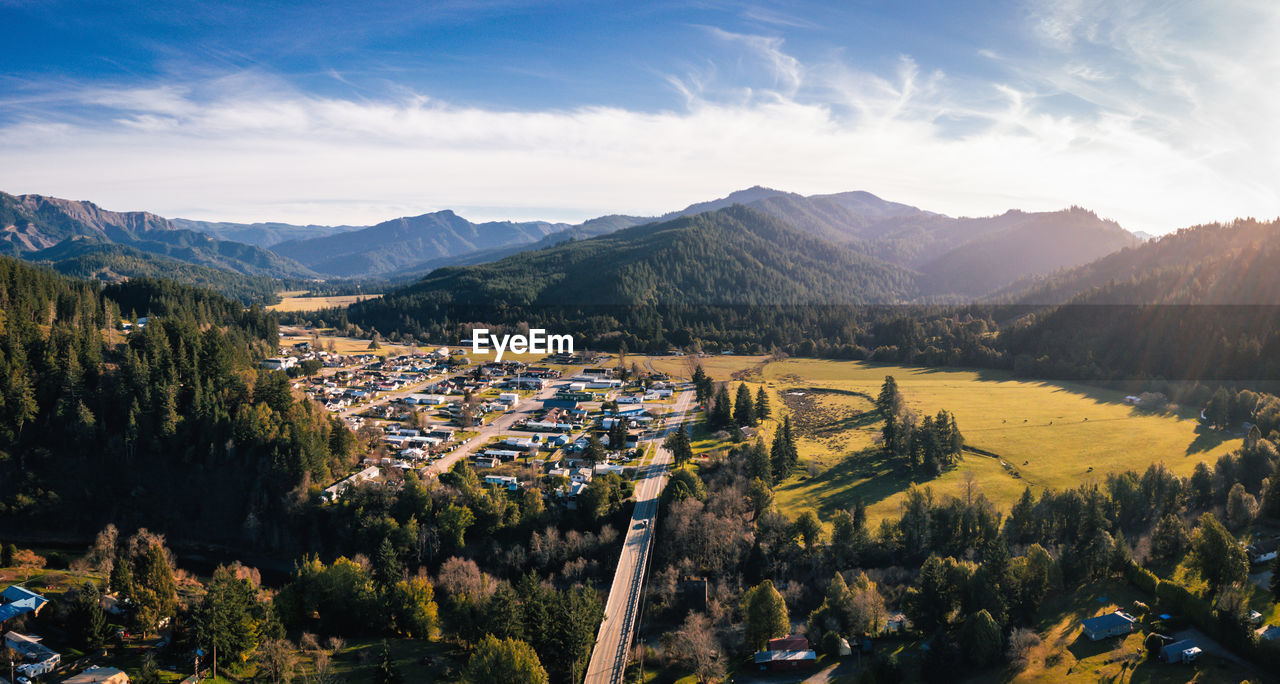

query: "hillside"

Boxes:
[0, 192, 318, 279]
[269, 210, 574, 277]
[1003, 217, 1280, 305]
[664, 188, 1137, 296]
[914, 208, 1138, 296]
[371, 205, 914, 307]
[999, 218, 1280, 381]
[30, 239, 283, 304]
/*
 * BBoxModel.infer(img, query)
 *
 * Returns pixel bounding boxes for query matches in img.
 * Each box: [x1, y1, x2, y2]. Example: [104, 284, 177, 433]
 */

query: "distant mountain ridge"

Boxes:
[0, 192, 318, 279]
[269, 210, 579, 278]
[171, 218, 364, 247]
[662, 187, 1137, 297]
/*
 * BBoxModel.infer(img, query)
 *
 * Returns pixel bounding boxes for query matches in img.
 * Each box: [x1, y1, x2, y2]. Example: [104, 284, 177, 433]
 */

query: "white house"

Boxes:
[320, 466, 381, 503]
[484, 475, 520, 491]
[262, 357, 297, 371]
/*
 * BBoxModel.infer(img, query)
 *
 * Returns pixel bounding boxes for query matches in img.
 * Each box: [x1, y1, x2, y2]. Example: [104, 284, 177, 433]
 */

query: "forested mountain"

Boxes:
[0, 193, 318, 279]
[356, 205, 916, 308]
[1001, 218, 1280, 381]
[661, 188, 1137, 296]
[333, 206, 931, 352]
[913, 208, 1139, 296]
[1004, 217, 1280, 305]
[268, 210, 577, 277]
[172, 217, 363, 247]
[30, 239, 284, 304]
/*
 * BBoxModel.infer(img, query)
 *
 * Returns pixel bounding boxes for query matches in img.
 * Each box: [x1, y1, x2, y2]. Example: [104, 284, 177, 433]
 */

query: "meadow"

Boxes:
[645, 356, 1243, 527]
[267, 291, 383, 312]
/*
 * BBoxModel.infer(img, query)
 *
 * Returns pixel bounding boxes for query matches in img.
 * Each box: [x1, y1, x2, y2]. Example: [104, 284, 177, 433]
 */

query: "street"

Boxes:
[584, 389, 694, 684]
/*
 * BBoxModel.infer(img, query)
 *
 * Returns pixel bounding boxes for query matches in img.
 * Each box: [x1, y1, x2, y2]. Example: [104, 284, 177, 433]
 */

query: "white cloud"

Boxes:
[1, 7, 1279, 234]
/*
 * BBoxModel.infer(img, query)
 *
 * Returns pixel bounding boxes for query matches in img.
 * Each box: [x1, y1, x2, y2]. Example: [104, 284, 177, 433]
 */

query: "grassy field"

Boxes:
[268, 293, 382, 312]
[647, 356, 1242, 528]
[767, 359, 1241, 526]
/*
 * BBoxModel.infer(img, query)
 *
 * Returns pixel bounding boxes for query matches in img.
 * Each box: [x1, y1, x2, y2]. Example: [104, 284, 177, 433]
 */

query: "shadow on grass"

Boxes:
[777, 448, 914, 516]
[1185, 424, 1233, 455]
[812, 410, 880, 436]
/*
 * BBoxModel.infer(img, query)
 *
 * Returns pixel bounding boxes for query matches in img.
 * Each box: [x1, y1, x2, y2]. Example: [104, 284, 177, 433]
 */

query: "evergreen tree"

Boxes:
[770, 426, 791, 483]
[132, 543, 177, 635]
[755, 386, 771, 421]
[194, 565, 261, 680]
[374, 538, 404, 591]
[68, 581, 107, 651]
[711, 384, 733, 429]
[733, 383, 756, 426]
[742, 580, 790, 650]
[745, 438, 771, 481]
[109, 553, 134, 597]
[691, 364, 712, 406]
[664, 427, 693, 467]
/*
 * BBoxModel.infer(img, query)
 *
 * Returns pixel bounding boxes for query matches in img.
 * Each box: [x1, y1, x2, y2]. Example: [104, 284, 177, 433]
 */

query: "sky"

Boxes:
[1, 0, 1278, 234]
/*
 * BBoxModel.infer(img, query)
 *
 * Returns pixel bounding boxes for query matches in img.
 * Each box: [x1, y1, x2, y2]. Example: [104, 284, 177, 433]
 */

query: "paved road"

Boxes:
[584, 389, 694, 684]
[418, 382, 563, 477]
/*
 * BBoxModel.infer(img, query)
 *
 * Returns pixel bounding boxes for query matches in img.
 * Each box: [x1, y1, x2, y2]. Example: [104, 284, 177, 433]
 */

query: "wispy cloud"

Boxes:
[1, 4, 1278, 233]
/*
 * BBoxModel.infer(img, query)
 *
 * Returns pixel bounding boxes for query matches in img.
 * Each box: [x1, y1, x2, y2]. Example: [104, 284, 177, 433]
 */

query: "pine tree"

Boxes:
[781, 416, 799, 468]
[755, 386, 771, 421]
[734, 383, 756, 426]
[770, 426, 790, 484]
[665, 427, 693, 467]
[746, 438, 772, 481]
[711, 384, 734, 429]
[374, 538, 403, 590]
[691, 365, 711, 406]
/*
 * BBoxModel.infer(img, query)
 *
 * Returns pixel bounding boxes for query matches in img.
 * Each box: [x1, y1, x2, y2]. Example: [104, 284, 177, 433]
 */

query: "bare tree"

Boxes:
[674, 612, 725, 683]
[257, 638, 298, 683]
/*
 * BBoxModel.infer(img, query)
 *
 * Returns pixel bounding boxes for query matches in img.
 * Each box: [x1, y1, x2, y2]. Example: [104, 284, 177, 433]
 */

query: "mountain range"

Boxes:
[2, 186, 1149, 306]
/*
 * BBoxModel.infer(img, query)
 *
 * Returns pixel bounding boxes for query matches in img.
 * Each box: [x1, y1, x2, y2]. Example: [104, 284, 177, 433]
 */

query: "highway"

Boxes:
[584, 389, 694, 684]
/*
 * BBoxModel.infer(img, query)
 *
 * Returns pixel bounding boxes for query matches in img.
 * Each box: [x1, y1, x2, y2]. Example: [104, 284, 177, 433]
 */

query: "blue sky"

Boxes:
[2, 0, 1278, 233]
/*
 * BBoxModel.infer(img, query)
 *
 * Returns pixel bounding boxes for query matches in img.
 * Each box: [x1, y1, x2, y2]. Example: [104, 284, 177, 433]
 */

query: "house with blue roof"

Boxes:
[1080, 610, 1136, 641]
[0, 585, 49, 625]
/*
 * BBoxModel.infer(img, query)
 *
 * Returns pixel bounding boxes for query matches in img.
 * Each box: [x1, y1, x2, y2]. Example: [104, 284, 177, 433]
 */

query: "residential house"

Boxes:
[0, 586, 48, 625]
[4, 631, 61, 678]
[63, 665, 131, 683]
[1246, 538, 1279, 564]
[1081, 611, 1137, 641]
[754, 635, 817, 671]
[484, 475, 520, 491]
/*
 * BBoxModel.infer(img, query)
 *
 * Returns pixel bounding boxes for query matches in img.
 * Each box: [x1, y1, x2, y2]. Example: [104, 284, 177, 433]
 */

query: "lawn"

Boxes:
[762, 359, 1242, 526]
[267, 293, 383, 311]
[327, 637, 462, 682]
